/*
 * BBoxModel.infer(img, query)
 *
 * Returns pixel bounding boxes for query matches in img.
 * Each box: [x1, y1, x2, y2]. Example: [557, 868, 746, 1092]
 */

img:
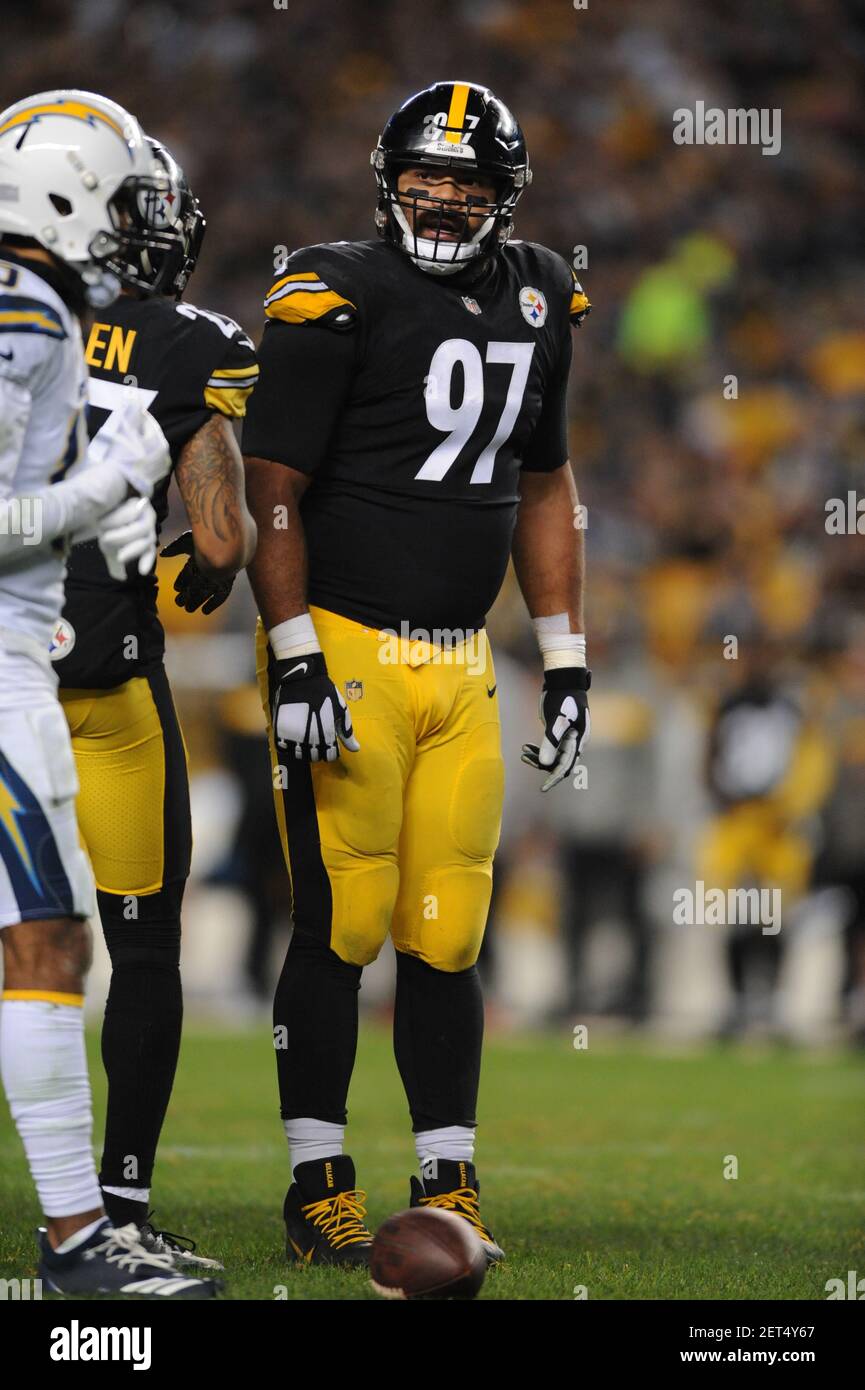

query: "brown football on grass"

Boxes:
[370, 1207, 487, 1300]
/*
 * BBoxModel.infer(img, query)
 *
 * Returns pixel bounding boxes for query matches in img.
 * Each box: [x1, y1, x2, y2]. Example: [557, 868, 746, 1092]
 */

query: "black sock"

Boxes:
[275, 929, 362, 1124]
[98, 885, 183, 1198]
[393, 949, 484, 1132]
[101, 1190, 148, 1229]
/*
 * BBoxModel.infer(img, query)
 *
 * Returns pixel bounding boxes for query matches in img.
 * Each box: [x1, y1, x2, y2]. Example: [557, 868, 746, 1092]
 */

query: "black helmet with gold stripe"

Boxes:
[371, 81, 531, 277]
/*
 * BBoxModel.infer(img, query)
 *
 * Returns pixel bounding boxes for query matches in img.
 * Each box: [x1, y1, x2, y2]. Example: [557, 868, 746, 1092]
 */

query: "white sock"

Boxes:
[102, 1184, 151, 1205]
[0, 998, 102, 1217]
[54, 1215, 107, 1253]
[284, 1117, 345, 1176]
[415, 1125, 476, 1167]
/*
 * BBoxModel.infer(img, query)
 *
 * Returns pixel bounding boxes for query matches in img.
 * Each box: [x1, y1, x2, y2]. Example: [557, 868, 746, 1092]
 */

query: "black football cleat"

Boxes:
[138, 1214, 224, 1271]
[411, 1158, 505, 1264]
[38, 1220, 220, 1297]
[283, 1155, 373, 1267]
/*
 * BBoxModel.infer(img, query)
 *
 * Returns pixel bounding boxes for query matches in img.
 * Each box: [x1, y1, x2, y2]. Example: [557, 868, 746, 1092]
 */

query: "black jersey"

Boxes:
[56, 296, 258, 689]
[242, 239, 589, 632]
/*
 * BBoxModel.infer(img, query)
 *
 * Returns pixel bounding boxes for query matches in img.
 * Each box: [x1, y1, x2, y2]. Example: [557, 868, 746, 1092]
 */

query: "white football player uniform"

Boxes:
[0, 255, 94, 927]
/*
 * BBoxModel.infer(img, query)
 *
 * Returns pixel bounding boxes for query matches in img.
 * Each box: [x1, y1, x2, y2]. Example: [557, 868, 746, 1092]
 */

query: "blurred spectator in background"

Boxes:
[697, 643, 835, 1037]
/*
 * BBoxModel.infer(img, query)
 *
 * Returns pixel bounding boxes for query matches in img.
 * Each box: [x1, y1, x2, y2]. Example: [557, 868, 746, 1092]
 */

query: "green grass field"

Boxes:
[2, 1024, 863, 1300]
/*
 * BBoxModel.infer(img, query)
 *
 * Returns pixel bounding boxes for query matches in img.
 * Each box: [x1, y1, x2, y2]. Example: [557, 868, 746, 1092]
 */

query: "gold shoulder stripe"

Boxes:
[264, 269, 356, 324]
[570, 291, 591, 316]
[265, 271, 329, 305]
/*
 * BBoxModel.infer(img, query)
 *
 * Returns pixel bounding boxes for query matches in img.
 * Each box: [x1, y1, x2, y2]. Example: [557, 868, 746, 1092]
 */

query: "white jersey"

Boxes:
[0, 255, 88, 648]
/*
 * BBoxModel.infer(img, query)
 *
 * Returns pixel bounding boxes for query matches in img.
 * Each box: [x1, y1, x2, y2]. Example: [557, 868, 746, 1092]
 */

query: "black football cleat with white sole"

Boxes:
[411, 1158, 505, 1264]
[38, 1220, 220, 1298]
[283, 1155, 373, 1266]
[138, 1215, 224, 1272]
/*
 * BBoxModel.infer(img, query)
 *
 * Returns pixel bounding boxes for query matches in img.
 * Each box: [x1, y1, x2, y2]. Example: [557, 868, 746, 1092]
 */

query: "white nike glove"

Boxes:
[86, 395, 171, 498]
[97, 495, 159, 581]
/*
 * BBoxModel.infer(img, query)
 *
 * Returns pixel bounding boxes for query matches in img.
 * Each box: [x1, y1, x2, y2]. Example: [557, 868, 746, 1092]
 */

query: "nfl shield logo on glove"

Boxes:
[344, 680, 364, 701]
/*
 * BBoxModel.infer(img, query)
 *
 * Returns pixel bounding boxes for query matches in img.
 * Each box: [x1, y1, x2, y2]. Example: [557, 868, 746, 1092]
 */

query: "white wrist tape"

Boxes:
[533, 613, 587, 670]
[268, 612, 322, 660]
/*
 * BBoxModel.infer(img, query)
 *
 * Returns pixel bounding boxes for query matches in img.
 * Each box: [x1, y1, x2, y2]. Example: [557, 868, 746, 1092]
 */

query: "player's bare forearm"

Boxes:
[175, 414, 257, 579]
[512, 462, 585, 631]
[244, 455, 312, 630]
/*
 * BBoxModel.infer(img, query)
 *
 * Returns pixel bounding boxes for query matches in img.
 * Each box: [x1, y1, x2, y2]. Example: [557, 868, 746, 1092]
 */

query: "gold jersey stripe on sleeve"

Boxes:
[570, 290, 591, 316]
[208, 364, 260, 381]
[206, 372, 258, 391]
[444, 82, 471, 144]
[264, 272, 356, 325]
[204, 383, 255, 418]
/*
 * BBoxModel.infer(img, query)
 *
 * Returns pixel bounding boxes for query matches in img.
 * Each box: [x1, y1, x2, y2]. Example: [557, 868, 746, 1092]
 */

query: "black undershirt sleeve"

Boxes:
[241, 318, 357, 473]
[520, 326, 573, 474]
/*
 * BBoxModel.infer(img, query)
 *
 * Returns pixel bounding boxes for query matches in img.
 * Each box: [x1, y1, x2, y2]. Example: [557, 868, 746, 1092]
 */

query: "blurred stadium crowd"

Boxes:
[9, 0, 865, 1039]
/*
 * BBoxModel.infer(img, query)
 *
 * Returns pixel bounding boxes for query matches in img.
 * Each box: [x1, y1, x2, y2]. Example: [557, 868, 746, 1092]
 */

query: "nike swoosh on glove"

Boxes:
[161, 531, 234, 615]
[521, 666, 591, 792]
[271, 650, 361, 763]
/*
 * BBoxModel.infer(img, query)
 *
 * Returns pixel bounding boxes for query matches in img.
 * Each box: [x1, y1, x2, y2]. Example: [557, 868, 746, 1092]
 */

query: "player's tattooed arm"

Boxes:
[175, 413, 257, 578]
[512, 462, 585, 631]
[244, 457, 312, 630]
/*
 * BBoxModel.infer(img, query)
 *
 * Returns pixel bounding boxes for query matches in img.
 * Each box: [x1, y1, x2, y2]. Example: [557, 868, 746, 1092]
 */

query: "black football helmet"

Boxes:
[371, 81, 531, 276]
[120, 136, 206, 297]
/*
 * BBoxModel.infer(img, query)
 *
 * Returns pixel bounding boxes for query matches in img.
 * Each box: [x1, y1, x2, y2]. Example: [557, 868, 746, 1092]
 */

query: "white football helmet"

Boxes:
[0, 90, 165, 306]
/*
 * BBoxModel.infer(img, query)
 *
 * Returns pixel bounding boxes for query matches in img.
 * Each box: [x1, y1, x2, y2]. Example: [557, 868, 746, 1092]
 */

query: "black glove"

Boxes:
[521, 666, 591, 792]
[160, 531, 234, 615]
[271, 650, 360, 763]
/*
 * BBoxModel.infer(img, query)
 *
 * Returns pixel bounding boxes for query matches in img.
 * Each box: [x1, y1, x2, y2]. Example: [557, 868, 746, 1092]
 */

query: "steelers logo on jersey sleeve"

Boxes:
[519, 287, 547, 327]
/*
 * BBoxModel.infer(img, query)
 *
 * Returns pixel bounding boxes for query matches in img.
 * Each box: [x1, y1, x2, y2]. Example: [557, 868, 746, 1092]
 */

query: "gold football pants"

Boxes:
[59, 668, 192, 897]
[256, 607, 504, 971]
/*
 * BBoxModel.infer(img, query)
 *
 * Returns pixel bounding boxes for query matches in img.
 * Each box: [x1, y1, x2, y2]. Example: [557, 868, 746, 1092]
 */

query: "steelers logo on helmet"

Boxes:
[519, 286, 547, 327]
[116, 136, 206, 298]
[371, 81, 531, 277]
[49, 617, 76, 661]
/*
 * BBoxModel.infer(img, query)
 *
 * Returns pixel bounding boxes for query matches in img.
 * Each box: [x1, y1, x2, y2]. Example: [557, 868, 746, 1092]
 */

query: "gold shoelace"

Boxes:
[301, 1188, 371, 1249]
[419, 1186, 493, 1242]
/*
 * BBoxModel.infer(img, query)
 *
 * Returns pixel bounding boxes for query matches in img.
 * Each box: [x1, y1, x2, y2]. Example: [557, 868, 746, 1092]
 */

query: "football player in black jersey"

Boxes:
[242, 82, 590, 1265]
[55, 138, 257, 1269]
